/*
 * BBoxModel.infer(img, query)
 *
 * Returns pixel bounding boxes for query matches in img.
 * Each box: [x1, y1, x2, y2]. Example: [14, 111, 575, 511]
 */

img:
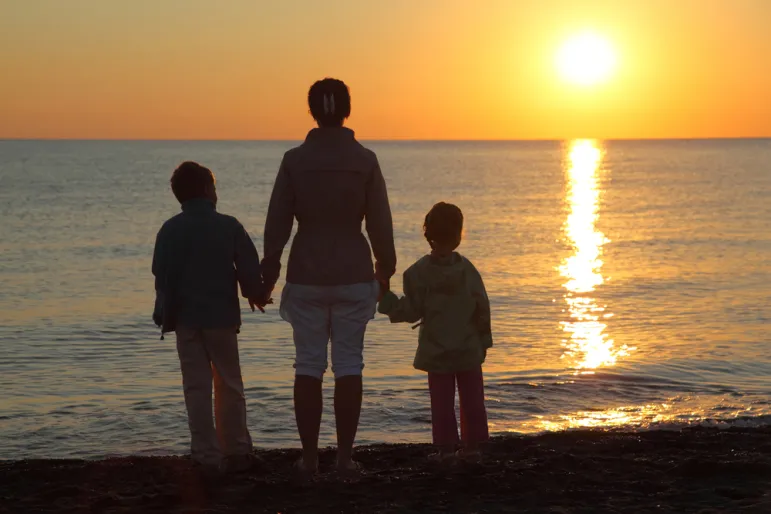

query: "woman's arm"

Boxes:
[365, 157, 397, 284]
[262, 157, 294, 292]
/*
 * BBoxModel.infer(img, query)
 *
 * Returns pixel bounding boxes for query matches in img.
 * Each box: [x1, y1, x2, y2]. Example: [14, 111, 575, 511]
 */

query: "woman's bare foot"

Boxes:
[336, 458, 363, 479]
[293, 457, 319, 483]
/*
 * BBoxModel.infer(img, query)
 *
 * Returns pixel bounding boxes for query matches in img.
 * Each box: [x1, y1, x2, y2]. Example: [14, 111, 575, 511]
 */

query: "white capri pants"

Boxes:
[280, 281, 378, 380]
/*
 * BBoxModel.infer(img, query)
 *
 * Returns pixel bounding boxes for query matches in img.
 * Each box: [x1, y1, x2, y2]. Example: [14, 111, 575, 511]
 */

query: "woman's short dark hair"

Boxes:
[170, 161, 215, 203]
[308, 78, 351, 127]
[424, 202, 464, 246]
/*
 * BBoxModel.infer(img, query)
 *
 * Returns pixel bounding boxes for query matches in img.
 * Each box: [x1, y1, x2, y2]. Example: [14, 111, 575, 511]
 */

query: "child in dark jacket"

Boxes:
[152, 161, 268, 475]
[378, 202, 492, 461]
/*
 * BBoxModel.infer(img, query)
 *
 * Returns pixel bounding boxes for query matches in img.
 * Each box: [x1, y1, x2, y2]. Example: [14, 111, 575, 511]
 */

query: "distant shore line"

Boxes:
[2, 427, 769, 513]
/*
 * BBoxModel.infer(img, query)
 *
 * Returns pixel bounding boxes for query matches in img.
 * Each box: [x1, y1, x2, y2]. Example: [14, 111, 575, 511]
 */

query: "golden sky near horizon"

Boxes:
[1, 0, 771, 140]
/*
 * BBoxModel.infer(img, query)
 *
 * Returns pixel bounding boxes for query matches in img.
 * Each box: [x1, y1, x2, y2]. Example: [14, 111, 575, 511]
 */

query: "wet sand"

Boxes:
[1, 427, 769, 513]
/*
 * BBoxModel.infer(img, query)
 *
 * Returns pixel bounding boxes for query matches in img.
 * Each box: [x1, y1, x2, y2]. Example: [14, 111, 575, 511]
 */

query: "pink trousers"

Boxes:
[427, 366, 489, 447]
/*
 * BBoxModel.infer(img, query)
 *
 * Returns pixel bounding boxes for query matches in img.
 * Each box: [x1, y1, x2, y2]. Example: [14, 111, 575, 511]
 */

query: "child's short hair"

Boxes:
[308, 78, 351, 127]
[170, 161, 215, 203]
[424, 202, 464, 246]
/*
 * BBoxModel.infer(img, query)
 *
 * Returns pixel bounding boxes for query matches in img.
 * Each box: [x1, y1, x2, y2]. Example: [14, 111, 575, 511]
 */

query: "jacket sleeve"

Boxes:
[234, 221, 264, 300]
[365, 157, 397, 282]
[377, 268, 424, 324]
[468, 262, 493, 349]
[262, 157, 294, 290]
[151, 225, 168, 326]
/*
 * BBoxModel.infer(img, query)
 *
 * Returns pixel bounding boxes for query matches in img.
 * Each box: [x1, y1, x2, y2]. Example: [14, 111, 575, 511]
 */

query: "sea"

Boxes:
[1, 139, 770, 460]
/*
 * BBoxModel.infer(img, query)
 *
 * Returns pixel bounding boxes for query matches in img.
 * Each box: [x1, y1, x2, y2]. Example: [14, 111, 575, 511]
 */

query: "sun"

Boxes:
[556, 32, 617, 86]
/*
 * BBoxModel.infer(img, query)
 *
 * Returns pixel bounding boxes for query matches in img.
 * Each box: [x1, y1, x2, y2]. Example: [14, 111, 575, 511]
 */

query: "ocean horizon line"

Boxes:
[2, 136, 770, 143]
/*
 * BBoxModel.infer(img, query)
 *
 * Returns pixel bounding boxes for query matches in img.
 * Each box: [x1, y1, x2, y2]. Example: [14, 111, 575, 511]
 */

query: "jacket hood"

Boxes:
[421, 253, 468, 295]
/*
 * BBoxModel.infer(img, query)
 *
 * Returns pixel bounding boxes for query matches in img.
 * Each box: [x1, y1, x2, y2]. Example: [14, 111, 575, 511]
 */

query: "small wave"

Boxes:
[619, 414, 771, 433]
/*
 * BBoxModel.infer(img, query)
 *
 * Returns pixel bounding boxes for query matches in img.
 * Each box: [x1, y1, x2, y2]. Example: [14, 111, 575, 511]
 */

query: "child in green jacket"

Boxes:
[378, 202, 492, 460]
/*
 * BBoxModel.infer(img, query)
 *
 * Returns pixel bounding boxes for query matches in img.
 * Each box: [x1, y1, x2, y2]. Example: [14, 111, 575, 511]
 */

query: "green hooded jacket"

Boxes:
[378, 252, 492, 373]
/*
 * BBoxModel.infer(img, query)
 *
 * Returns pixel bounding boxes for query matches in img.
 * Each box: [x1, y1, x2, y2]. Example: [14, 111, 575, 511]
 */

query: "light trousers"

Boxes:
[176, 326, 253, 466]
[279, 281, 378, 379]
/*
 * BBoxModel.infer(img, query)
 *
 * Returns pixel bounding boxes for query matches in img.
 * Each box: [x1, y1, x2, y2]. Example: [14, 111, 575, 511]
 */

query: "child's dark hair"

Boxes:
[424, 202, 464, 247]
[308, 78, 351, 127]
[170, 161, 215, 203]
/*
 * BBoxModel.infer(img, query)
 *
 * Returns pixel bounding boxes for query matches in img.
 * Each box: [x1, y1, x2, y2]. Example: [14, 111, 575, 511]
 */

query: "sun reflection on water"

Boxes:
[537, 404, 673, 431]
[559, 140, 630, 370]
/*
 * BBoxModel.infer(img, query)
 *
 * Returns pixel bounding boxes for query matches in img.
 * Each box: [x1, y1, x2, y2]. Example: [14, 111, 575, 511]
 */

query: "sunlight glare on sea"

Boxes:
[559, 140, 632, 371]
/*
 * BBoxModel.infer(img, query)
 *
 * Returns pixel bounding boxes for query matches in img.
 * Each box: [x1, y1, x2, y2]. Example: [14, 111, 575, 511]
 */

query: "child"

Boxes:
[152, 161, 268, 475]
[378, 202, 492, 461]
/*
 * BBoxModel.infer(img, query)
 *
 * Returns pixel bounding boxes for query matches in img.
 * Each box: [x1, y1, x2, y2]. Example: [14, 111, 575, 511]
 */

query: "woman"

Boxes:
[262, 78, 396, 475]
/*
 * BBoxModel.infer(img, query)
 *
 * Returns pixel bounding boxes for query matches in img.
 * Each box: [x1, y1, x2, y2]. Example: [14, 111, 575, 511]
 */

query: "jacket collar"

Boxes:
[429, 252, 461, 266]
[181, 198, 216, 212]
[304, 126, 356, 144]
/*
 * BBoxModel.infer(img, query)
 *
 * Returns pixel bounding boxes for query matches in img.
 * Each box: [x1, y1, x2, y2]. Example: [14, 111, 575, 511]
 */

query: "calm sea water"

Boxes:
[1, 139, 770, 460]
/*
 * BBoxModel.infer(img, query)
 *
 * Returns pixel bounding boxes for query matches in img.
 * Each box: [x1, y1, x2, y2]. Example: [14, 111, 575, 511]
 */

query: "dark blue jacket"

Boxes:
[152, 198, 264, 334]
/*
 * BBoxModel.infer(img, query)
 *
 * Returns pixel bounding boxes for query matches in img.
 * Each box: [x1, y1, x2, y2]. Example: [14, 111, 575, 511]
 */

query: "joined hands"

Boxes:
[249, 297, 274, 313]
[249, 287, 274, 313]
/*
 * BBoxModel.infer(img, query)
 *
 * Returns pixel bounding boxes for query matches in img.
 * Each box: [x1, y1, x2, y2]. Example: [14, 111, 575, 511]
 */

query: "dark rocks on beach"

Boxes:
[1, 427, 770, 513]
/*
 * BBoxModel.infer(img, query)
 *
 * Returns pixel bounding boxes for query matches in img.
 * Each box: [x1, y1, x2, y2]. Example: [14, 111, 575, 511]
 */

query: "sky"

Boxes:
[1, 0, 771, 140]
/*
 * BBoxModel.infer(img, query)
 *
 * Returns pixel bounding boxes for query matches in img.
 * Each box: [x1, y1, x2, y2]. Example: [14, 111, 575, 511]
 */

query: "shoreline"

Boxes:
[2, 427, 770, 513]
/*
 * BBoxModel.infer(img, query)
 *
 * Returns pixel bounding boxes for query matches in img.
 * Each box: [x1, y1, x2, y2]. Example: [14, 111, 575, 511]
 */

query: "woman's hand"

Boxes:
[249, 296, 274, 313]
[377, 279, 390, 302]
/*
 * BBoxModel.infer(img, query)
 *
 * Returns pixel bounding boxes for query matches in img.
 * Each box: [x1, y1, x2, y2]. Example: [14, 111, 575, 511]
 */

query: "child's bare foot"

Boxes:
[455, 447, 482, 462]
[428, 445, 458, 464]
[224, 453, 263, 474]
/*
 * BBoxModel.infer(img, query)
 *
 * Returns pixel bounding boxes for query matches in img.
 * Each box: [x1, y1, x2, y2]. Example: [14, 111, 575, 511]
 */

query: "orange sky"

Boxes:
[1, 0, 770, 140]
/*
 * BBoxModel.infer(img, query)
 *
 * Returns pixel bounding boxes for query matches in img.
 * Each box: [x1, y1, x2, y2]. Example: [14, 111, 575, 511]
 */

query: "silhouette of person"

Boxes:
[261, 78, 396, 475]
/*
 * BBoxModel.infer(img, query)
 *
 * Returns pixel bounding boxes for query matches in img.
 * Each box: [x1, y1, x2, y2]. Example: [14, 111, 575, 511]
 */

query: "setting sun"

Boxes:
[556, 32, 617, 86]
